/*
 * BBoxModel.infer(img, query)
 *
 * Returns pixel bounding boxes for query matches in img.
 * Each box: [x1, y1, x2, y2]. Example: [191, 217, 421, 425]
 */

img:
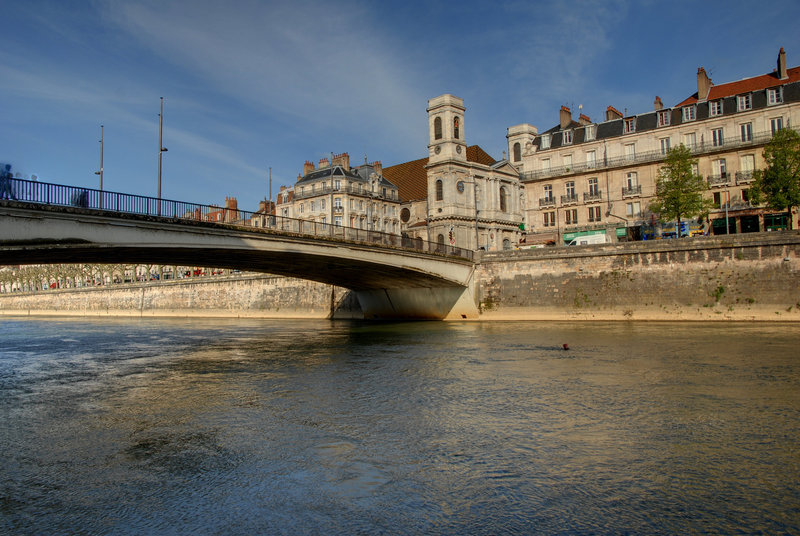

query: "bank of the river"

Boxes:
[2, 231, 799, 321]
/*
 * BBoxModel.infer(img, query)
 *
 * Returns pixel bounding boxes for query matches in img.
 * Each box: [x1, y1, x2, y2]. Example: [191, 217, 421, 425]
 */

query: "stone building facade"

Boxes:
[508, 47, 800, 244]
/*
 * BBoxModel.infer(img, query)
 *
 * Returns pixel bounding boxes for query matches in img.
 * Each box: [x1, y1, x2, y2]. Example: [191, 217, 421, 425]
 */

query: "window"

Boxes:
[541, 158, 551, 171]
[660, 137, 671, 155]
[563, 130, 573, 145]
[588, 178, 599, 196]
[565, 209, 578, 225]
[709, 100, 723, 116]
[334, 216, 342, 226]
[740, 123, 753, 142]
[691, 163, 699, 176]
[382, 187, 387, 197]
[586, 150, 596, 168]
[585, 124, 596, 141]
[737, 94, 752, 111]
[543, 211, 556, 227]
[563, 154, 572, 169]
[453, 117, 460, 139]
[712, 128, 724, 147]
[435, 179, 443, 201]
[624, 118, 636, 133]
[321, 216, 326, 225]
[741, 154, 755, 172]
[513, 142, 521, 162]
[767, 87, 783, 105]
[434, 116, 442, 140]
[543, 184, 553, 201]
[712, 158, 727, 178]
[624, 143, 635, 161]
[565, 181, 575, 198]
[499, 187, 508, 212]
[310, 201, 316, 211]
[771, 117, 784, 135]
[626, 201, 641, 217]
[300, 203, 305, 213]
[334, 179, 341, 190]
[626, 172, 638, 189]
[334, 197, 342, 208]
[684, 132, 697, 149]
[682, 105, 696, 122]
[540, 134, 551, 149]
[588, 206, 601, 222]
[658, 110, 671, 127]
[282, 193, 288, 203]
[321, 199, 326, 210]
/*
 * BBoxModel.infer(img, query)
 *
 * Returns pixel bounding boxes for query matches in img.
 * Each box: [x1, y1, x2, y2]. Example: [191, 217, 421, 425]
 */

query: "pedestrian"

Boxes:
[0, 164, 18, 200]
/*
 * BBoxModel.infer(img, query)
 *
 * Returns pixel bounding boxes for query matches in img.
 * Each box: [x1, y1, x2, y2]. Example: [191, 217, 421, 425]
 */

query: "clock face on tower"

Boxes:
[457, 181, 465, 193]
[456, 145, 462, 154]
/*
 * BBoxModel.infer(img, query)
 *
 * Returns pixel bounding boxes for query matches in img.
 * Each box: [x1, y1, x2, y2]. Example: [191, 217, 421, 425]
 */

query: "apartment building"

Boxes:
[276, 153, 402, 235]
[508, 47, 800, 244]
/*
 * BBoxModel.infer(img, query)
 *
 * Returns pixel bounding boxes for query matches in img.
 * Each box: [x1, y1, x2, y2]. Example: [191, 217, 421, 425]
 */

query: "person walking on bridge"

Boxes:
[0, 164, 18, 200]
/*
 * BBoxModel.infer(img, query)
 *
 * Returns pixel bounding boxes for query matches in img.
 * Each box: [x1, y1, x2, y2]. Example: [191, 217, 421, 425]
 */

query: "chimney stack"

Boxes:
[318, 157, 329, 169]
[578, 113, 591, 126]
[697, 67, 712, 101]
[371, 161, 382, 175]
[605, 106, 623, 121]
[303, 160, 315, 175]
[560, 106, 572, 130]
[654, 96, 663, 111]
[778, 47, 788, 80]
[332, 152, 350, 170]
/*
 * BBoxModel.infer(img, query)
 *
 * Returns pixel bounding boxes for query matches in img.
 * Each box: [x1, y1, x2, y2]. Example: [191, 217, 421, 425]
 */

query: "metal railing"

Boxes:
[707, 173, 731, 187]
[622, 184, 642, 197]
[0, 177, 473, 261]
[583, 190, 603, 202]
[560, 194, 578, 205]
[521, 126, 799, 182]
[735, 171, 755, 184]
[291, 183, 398, 201]
[539, 197, 556, 207]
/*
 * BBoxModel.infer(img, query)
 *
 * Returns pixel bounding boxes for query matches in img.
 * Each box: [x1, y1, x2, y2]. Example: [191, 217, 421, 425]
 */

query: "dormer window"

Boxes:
[709, 100, 723, 117]
[767, 87, 783, 105]
[657, 110, 671, 127]
[584, 124, 595, 141]
[540, 134, 551, 149]
[737, 94, 752, 111]
[624, 118, 636, 134]
[682, 105, 696, 122]
[563, 130, 573, 145]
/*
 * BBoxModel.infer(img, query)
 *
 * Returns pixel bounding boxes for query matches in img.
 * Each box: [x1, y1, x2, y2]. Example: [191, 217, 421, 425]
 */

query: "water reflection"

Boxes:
[1, 318, 798, 534]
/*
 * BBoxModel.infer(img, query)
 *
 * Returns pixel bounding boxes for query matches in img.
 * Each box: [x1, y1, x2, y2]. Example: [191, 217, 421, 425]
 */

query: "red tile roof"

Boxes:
[383, 145, 498, 202]
[676, 66, 800, 106]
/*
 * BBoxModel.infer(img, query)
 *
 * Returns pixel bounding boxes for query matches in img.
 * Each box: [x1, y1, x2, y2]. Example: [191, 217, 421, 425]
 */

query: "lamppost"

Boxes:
[157, 97, 168, 215]
[94, 124, 103, 208]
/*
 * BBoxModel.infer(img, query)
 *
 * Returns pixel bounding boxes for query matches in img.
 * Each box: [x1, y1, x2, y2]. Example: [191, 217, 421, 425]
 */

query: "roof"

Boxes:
[677, 66, 800, 106]
[382, 145, 499, 202]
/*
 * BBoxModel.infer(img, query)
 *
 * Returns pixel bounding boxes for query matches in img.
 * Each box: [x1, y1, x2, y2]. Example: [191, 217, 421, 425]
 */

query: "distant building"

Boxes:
[384, 94, 524, 251]
[508, 47, 800, 243]
[279, 153, 401, 235]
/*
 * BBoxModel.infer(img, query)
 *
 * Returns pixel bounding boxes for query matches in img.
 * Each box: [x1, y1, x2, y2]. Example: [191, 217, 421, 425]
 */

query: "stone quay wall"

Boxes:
[475, 231, 800, 321]
[2, 232, 799, 321]
[0, 274, 361, 319]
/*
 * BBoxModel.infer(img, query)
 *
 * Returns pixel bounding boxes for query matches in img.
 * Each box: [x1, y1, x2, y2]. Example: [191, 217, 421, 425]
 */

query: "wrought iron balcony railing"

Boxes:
[707, 173, 731, 187]
[583, 191, 603, 202]
[622, 184, 642, 197]
[735, 171, 755, 184]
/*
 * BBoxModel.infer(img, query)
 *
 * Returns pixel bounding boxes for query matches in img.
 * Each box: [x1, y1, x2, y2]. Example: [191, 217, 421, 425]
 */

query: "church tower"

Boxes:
[427, 94, 467, 164]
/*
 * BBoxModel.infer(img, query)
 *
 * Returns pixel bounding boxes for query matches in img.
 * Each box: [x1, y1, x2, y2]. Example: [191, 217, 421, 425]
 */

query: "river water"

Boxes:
[1, 317, 798, 535]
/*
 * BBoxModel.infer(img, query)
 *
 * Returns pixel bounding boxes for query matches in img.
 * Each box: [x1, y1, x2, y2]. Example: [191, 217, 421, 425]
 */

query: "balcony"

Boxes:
[539, 197, 556, 207]
[560, 194, 579, 205]
[707, 173, 731, 187]
[333, 206, 344, 214]
[622, 184, 642, 197]
[735, 171, 755, 185]
[583, 190, 603, 202]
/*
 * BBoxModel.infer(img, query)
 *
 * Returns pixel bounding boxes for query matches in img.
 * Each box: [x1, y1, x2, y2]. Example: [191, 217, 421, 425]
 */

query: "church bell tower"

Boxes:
[427, 94, 467, 164]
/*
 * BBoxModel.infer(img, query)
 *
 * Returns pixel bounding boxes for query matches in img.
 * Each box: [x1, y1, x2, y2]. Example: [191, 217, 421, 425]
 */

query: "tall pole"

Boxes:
[95, 125, 104, 208]
[157, 97, 167, 215]
[269, 167, 272, 213]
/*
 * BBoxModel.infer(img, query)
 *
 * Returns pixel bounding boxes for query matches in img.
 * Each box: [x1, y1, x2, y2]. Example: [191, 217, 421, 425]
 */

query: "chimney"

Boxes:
[654, 96, 663, 111]
[318, 157, 329, 169]
[778, 47, 788, 80]
[560, 106, 572, 130]
[258, 200, 267, 213]
[332, 152, 350, 170]
[303, 160, 315, 175]
[578, 113, 591, 126]
[605, 106, 623, 121]
[697, 67, 712, 101]
[224, 197, 237, 210]
[371, 160, 382, 175]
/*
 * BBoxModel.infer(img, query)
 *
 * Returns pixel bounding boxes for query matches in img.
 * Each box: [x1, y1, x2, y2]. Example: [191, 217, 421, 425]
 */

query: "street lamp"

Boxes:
[157, 97, 168, 215]
[94, 124, 104, 208]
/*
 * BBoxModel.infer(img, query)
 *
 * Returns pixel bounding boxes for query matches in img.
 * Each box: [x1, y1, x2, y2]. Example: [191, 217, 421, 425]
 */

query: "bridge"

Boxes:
[0, 178, 479, 319]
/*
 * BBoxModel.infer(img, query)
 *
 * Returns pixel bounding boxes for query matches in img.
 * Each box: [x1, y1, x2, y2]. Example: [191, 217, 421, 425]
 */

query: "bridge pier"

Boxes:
[355, 278, 479, 320]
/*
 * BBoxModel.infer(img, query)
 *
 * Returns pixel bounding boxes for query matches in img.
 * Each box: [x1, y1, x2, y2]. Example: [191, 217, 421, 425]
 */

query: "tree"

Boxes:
[648, 144, 712, 235]
[750, 128, 800, 230]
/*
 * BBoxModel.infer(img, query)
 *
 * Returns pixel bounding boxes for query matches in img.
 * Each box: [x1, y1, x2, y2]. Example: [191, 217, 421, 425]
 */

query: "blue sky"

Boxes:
[3, 0, 800, 209]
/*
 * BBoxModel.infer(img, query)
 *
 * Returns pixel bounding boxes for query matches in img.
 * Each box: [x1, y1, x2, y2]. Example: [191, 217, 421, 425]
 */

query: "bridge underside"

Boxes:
[0, 204, 479, 320]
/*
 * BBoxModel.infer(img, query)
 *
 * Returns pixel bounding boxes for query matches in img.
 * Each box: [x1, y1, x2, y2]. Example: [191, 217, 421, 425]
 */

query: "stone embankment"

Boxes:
[1, 232, 799, 321]
[476, 231, 800, 321]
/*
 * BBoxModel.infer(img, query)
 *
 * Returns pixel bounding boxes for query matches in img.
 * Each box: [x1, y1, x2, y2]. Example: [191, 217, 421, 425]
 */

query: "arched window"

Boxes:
[437, 234, 445, 244]
[513, 142, 521, 162]
[453, 117, 460, 139]
[434, 117, 442, 140]
[435, 179, 443, 201]
[503, 238, 511, 250]
[499, 186, 508, 212]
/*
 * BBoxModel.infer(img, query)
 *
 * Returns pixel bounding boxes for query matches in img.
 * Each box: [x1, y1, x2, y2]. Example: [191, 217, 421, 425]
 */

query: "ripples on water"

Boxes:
[1, 318, 799, 535]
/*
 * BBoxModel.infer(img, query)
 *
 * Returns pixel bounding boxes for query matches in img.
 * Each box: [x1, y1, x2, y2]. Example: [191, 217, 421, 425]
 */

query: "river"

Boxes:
[1, 317, 798, 535]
